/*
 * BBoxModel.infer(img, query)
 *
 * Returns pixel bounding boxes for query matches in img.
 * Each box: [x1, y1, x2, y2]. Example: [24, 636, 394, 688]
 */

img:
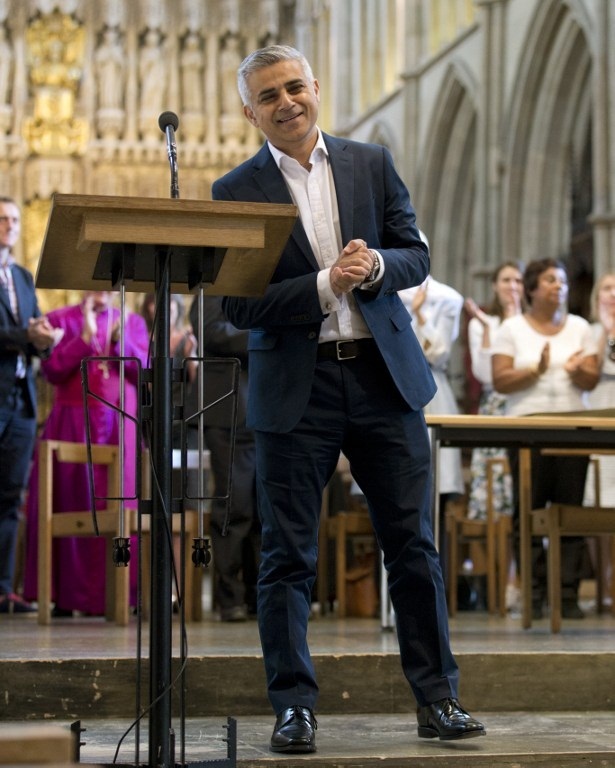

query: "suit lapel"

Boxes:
[251, 137, 356, 270]
[12, 267, 30, 325]
[0, 282, 13, 319]
[0, 266, 22, 324]
[324, 135, 355, 244]
[253, 145, 317, 270]
[253, 148, 293, 204]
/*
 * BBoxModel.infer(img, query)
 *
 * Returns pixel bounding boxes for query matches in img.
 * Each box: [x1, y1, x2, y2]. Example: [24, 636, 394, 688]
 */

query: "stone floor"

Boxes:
[1, 582, 614, 767]
[74, 711, 615, 767]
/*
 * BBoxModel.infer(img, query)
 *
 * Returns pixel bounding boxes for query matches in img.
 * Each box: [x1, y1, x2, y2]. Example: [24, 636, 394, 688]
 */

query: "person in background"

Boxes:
[583, 272, 615, 605]
[0, 196, 58, 614]
[399, 271, 465, 575]
[169, 294, 196, 367]
[139, 291, 156, 335]
[492, 257, 599, 620]
[465, 262, 523, 523]
[463, 262, 523, 610]
[141, 291, 198, 439]
[188, 295, 259, 622]
[23, 291, 149, 616]
[215, 44, 485, 752]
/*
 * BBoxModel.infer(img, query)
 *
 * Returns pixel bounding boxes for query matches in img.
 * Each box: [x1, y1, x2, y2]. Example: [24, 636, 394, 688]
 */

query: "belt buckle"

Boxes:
[336, 340, 357, 361]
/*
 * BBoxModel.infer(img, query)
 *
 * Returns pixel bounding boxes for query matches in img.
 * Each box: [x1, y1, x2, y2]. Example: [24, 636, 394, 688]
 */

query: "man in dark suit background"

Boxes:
[188, 294, 259, 622]
[0, 196, 57, 614]
[214, 46, 485, 752]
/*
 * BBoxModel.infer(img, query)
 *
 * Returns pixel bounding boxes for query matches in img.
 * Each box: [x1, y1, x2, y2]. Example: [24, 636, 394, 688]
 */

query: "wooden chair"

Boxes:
[317, 455, 375, 618]
[38, 440, 208, 626]
[38, 439, 131, 626]
[522, 450, 615, 633]
[142, 447, 210, 621]
[446, 456, 513, 617]
[0, 724, 75, 764]
[327, 511, 375, 618]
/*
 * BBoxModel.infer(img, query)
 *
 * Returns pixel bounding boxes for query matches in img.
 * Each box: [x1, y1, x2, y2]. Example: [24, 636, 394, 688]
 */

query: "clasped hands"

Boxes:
[27, 316, 60, 351]
[329, 239, 374, 297]
[81, 295, 120, 344]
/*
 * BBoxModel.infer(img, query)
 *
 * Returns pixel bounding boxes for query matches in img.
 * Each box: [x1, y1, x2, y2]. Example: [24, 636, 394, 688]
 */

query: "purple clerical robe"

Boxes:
[23, 303, 150, 615]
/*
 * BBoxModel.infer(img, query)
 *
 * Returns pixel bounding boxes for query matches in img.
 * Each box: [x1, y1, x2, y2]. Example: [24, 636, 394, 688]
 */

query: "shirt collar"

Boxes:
[268, 128, 329, 170]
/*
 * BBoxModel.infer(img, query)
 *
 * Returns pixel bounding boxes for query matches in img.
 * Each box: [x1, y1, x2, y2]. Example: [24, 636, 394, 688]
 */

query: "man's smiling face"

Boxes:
[243, 59, 320, 159]
[0, 201, 20, 259]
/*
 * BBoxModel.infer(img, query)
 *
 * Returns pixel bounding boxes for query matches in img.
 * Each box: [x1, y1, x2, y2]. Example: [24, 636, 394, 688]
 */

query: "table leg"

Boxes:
[519, 448, 533, 629]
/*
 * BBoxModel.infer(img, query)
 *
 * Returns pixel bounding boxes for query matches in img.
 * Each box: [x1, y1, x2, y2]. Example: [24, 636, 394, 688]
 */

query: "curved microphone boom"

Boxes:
[158, 111, 180, 199]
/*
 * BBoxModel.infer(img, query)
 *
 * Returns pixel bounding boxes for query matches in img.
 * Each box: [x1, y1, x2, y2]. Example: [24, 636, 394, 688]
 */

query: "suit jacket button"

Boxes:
[308, 331, 317, 339]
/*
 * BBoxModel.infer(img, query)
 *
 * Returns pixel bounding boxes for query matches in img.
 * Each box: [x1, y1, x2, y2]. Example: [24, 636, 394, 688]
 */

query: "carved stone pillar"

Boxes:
[474, 0, 507, 293]
[591, 0, 615, 276]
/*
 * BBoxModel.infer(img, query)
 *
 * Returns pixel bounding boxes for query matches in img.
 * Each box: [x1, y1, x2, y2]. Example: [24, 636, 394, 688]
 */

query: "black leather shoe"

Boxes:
[0, 593, 36, 614]
[417, 698, 486, 740]
[270, 706, 317, 753]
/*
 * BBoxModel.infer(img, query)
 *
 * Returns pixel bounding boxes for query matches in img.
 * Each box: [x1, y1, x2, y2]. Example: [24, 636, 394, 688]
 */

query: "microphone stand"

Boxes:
[141, 112, 236, 768]
[159, 111, 180, 199]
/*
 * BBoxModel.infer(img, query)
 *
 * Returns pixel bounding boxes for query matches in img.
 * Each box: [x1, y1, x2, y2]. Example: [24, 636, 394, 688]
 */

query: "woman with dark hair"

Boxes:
[492, 257, 599, 619]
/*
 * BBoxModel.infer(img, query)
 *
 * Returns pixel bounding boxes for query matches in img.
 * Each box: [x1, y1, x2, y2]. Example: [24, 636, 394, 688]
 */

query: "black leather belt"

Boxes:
[316, 338, 377, 362]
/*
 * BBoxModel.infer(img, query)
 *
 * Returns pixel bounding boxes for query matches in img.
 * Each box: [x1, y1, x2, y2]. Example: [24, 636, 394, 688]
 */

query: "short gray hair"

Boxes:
[237, 45, 315, 107]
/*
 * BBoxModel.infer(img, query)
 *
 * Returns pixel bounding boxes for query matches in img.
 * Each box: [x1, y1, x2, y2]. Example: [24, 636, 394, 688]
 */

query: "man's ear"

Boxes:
[243, 105, 258, 126]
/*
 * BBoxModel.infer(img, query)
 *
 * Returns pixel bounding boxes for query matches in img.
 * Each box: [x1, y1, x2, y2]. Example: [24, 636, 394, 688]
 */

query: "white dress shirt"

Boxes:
[268, 129, 381, 343]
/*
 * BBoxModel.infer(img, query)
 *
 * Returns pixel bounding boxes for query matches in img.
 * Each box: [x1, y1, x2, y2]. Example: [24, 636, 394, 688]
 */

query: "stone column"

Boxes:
[402, 0, 427, 197]
[591, 0, 615, 276]
[474, 0, 508, 299]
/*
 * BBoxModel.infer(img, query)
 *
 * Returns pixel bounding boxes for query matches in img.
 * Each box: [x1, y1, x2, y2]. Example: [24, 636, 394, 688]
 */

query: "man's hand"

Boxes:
[27, 317, 57, 351]
[329, 239, 373, 296]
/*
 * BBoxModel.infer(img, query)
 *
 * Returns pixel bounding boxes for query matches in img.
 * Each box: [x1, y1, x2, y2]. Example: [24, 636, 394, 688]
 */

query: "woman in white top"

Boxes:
[492, 258, 599, 619]
[465, 262, 523, 522]
[583, 273, 615, 605]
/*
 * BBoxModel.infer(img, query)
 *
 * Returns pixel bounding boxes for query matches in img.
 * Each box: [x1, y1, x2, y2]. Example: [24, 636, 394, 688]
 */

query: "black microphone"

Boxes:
[158, 111, 180, 199]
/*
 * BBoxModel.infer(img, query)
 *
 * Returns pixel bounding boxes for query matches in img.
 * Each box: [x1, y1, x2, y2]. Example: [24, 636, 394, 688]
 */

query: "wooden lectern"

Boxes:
[37, 193, 297, 296]
[36, 193, 297, 768]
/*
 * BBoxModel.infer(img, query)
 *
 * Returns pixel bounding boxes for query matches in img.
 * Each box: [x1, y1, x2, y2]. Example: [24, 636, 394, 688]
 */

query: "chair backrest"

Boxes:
[38, 439, 122, 535]
[37, 439, 128, 625]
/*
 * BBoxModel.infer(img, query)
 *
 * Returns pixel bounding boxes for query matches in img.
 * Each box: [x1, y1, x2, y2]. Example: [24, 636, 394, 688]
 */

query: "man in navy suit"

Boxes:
[0, 197, 57, 614]
[215, 46, 485, 752]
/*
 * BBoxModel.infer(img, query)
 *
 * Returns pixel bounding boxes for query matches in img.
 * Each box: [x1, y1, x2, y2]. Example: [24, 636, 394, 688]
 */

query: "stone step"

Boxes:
[25, 712, 615, 768]
[2, 650, 615, 721]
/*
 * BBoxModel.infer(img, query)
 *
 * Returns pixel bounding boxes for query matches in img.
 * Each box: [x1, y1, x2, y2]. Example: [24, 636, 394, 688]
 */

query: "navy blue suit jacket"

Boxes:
[215, 133, 436, 433]
[0, 263, 42, 416]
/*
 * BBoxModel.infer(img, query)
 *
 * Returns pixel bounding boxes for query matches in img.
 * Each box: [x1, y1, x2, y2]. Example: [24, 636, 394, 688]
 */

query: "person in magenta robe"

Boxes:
[23, 291, 150, 616]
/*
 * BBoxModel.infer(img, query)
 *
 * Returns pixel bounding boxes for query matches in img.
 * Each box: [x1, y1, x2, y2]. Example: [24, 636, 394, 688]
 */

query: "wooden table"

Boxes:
[426, 410, 615, 629]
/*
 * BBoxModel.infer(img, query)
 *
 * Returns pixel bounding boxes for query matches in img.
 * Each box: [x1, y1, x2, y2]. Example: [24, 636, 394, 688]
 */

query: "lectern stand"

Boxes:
[37, 193, 297, 768]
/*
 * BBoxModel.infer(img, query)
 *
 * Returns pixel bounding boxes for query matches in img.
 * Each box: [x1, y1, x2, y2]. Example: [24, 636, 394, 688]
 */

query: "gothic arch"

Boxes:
[368, 120, 398, 161]
[418, 61, 477, 292]
[503, 0, 592, 277]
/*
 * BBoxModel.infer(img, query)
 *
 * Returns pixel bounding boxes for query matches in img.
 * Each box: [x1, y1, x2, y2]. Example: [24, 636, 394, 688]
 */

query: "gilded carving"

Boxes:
[23, 9, 88, 155]
[0, 23, 13, 134]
